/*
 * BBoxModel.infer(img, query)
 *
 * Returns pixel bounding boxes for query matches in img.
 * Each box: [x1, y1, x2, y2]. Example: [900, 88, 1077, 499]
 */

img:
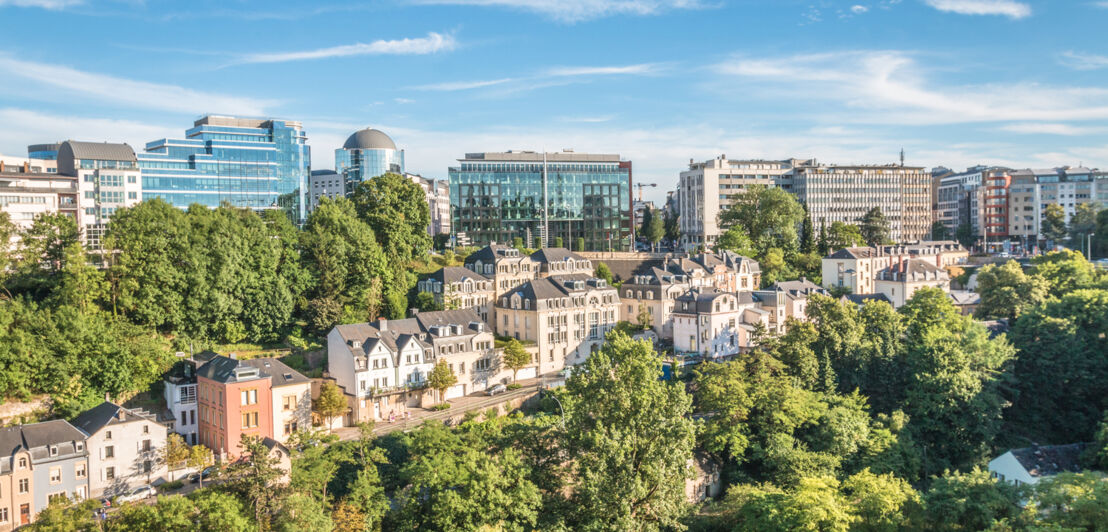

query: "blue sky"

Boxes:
[1, 0, 1106, 204]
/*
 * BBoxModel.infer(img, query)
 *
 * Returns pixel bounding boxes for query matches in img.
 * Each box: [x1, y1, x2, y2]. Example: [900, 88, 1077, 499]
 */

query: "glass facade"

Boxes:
[137, 117, 310, 222]
[449, 155, 632, 251]
[335, 147, 403, 193]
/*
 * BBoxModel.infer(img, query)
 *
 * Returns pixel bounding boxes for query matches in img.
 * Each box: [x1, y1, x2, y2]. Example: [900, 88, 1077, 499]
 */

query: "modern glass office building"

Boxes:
[137, 116, 311, 222]
[449, 151, 632, 251]
[335, 128, 403, 194]
[27, 143, 61, 160]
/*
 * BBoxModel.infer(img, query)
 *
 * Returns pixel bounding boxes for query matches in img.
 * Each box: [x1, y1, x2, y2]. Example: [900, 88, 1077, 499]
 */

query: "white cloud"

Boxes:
[999, 123, 1107, 135]
[412, 78, 518, 91]
[1059, 51, 1108, 71]
[558, 115, 616, 123]
[922, 0, 1031, 19]
[851, 5, 869, 13]
[0, 56, 276, 115]
[717, 51, 1108, 124]
[238, 32, 456, 64]
[394, 97, 416, 104]
[408, 0, 706, 22]
[0, 108, 176, 155]
[0, 0, 82, 8]
[546, 63, 663, 76]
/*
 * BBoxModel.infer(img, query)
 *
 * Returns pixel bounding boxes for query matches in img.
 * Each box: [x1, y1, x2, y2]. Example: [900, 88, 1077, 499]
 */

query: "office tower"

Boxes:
[137, 116, 310, 222]
[335, 128, 404, 194]
[449, 150, 632, 251]
[57, 141, 143, 250]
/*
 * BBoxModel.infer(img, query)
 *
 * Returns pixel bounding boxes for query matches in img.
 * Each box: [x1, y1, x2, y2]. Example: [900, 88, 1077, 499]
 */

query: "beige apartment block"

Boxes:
[874, 258, 951, 308]
[496, 274, 620, 374]
[618, 267, 692, 339]
[417, 266, 495, 322]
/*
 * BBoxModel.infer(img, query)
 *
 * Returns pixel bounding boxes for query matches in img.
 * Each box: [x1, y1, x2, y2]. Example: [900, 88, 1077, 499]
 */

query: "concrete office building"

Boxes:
[449, 150, 633, 251]
[307, 169, 343, 212]
[57, 141, 143, 250]
[336, 128, 404, 193]
[137, 116, 310, 222]
[407, 173, 451, 236]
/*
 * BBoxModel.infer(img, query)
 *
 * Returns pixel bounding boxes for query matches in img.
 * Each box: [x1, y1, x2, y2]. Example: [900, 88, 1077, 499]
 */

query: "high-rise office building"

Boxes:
[137, 116, 310, 222]
[449, 150, 632, 251]
[335, 128, 404, 194]
[406, 173, 451, 236]
[27, 143, 61, 161]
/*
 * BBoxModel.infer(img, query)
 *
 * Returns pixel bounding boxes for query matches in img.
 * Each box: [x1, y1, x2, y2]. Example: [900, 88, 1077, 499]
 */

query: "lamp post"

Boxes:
[544, 389, 566, 429]
[1089, 233, 1096, 260]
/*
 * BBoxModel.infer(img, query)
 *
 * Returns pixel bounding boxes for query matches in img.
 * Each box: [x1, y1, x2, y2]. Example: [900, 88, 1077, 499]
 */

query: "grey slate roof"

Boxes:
[842, 293, 894, 306]
[675, 288, 734, 314]
[414, 308, 488, 335]
[71, 401, 153, 437]
[768, 279, 828, 297]
[877, 258, 948, 282]
[828, 247, 879, 259]
[196, 355, 310, 386]
[464, 244, 525, 265]
[59, 140, 137, 162]
[20, 420, 86, 450]
[1010, 443, 1086, 478]
[334, 318, 428, 354]
[501, 274, 611, 303]
[430, 266, 490, 285]
[0, 420, 88, 473]
[530, 247, 587, 263]
[242, 358, 312, 387]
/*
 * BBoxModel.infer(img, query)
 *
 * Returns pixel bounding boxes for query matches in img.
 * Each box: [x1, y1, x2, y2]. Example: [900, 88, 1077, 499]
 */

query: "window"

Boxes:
[49, 446, 57, 456]
[104, 446, 114, 459]
[241, 389, 258, 405]
[143, 424, 149, 434]
[105, 431, 112, 440]
[0, 507, 7, 523]
[76, 462, 86, 479]
[18, 479, 28, 493]
[127, 175, 136, 184]
[283, 395, 296, 411]
[241, 411, 259, 429]
[76, 442, 84, 452]
[18, 457, 27, 469]
[50, 467, 61, 484]
[143, 460, 152, 473]
[142, 440, 152, 452]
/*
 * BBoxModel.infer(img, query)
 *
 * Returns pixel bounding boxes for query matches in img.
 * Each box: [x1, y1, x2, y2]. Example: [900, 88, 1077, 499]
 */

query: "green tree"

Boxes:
[718, 476, 856, 532]
[919, 468, 1026, 531]
[841, 300, 906, 415]
[1032, 472, 1108, 530]
[642, 207, 664, 251]
[817, 219, 829, 256]
[1030, 249, 1098, 295]
[229, 435, 286, 529]
[635, 302, 652, 330]
[860, 207, 891, 246]
[190, 490, 256, 532]
[1069, 202, 1100, 254]
[501, 339, 531, 383]
[931, 221, 950, 241]
[554, 236, 564, 248]
[0, 212, 16, 286]
[30, 498, 100, 531]
[718, 185, 805, 254]
[103, 199, 188, 330]
[275, 493, 333, 532]
[413, 291, 444, 312]
[315, 381, 348, 431]
[302, 198, 391, 331]
[825, 222, 864, 251]
[52, 243, 106, 313]
[163, 433, 190, 471]
[12, 212, 82, 298]
[562, 332, 696, 531]
[575, 236, 585, 252]
[110, 496, 197, 530]
[663, 209, 681, 243]
[800, 204, 815, 254]
[759, 247, 791, 286]
[187, 444, 214, 488]
[1009, 289, 1108, 442]
[974, 260, 1047, 320]
[900, 288, 1015, 476]
[512, 236, 524, 250]
[350, 172, 431, 267]
[955, 222, 976, 250]
[594, 262, 614, 284]
[1042, 203, 1068, 244]
[427, 360, 458, 404]
[841, 469, 920, 531]
[716, 226, 757, 257]
[392, 422, 541, 531]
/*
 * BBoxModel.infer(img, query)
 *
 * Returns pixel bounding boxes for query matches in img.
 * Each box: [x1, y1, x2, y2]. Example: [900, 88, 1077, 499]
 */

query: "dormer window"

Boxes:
[76, 442, 84, 452]
[49, 446, 58, 456]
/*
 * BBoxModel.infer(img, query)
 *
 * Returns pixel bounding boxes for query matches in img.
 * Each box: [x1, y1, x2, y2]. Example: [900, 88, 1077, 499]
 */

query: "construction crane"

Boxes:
[634, 182, 657, 202]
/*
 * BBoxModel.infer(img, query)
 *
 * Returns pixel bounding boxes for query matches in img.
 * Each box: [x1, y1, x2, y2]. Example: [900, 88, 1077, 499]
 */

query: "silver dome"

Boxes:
[342, 128, 397, 151]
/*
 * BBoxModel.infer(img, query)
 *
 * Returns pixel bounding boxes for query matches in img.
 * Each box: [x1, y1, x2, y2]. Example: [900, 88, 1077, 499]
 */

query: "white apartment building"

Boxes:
[416, 266, 495, 321]
[465, 245, 538, 298]
[71, 402, 167, 499]
[821, 242, 966, 299]
[406, 173, 452, 236]
[496, 274, 620, 375]
[678, 156, 803, 248]
[0, 172, 79, 244]
[619, 267, 692, 339]
[797, 164, 931, 243]
[672, 289, 756, 358]
[57, 141, 143, 250]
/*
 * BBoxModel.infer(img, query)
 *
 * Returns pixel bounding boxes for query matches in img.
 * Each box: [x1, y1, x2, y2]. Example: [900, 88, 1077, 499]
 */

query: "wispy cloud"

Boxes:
[851, 5, 869, 13]
[1059, 51, 1108, 71]
[558, 115, 616, 123]
[408, 0, 708, 22]
[717, 51, 1108, 124]
[237, 32, 456, 64]
[922, 0, 1031, 19]
[0, 108, 175, 150]
[0, 56, 276, 115]
[999, 122, 1107, 135]
[0, 0, 82, 9]
[413, 62, 663, 92]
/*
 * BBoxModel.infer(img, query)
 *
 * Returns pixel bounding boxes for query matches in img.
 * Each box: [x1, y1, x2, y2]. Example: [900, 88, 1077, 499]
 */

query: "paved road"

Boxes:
[332, 378, 547, 441]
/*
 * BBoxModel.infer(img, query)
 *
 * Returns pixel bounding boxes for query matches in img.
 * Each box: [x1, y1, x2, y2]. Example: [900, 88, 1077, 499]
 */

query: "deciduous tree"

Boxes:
[315, 381, 349, 431]
[501, 339, 531, 383]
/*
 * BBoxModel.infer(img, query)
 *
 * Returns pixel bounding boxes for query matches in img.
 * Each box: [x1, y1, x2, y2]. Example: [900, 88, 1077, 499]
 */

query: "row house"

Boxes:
[328, 309, 519, 425]
[496, 274, 620, 375]
[821, 241, 967, 296]
[71, 402, 167, 500]
[673, 289, 754, 358]
[195, 355, 311, 459]
[463, 245, 594, 300]
[665, 251, 761, 291]
[619, 267, 692, 339]
[416, 267, 495, 321]
[875, 258, 951, 308]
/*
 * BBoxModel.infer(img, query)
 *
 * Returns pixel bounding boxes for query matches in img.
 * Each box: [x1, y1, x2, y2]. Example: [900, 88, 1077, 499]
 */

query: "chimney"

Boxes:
[116, 409, 125, 422]
[378, 317, 388, 331]
[230, 352, 237, 360]
[409, 308, 419, 316]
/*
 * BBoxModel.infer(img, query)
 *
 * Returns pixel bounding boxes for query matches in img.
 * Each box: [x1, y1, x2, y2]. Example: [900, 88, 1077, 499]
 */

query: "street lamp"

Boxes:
[543, 389, 566, 429]
[1089, 233, 1096, 260]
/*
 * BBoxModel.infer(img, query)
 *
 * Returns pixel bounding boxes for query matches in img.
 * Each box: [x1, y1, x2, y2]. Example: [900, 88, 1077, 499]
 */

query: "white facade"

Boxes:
[0, 173, 78, 242]
[678, 157, 800, 249]
[163, 377, 198, 446]
[672, 290, 750, 358]
[75, 405, 168, 499]
[271, 380, 311, 443]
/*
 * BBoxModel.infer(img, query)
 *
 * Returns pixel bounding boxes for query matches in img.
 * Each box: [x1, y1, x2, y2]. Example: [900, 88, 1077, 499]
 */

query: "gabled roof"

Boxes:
[877, 258, 948, 282]
[430, 266, 489, 284]
[948, 290, 981, 306]
[502, 274, 612, 303]
[530, 247, 587, 263]
[828, 247, 878, 259]
[768, 279, 828, 298]
[196, 355, 310, 386]
[242, 358, 311, 387]
[71, 401, 147, 436]
[464, 244, 526, 265]
[414, 309, 488, 336]
[1009, 443, 1086, 478]
[19, 420, 85, 450]
[675, 288, 735, 313]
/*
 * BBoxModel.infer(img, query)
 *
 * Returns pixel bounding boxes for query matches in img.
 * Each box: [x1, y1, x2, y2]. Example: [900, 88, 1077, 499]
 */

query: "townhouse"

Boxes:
[673, 289, 751, 358]
[0, 420, 88, 530]
[71, 402, 166, 499]
[665, 251, 761, 292]
[195, 355, 311, 459]
[496, 274, 620, 374]
[875, 258, 951, 308]
[328, 309, 520, 425]
[464, 245, 538, 298]
[416, 266, 495, 321]
[618, 267, 692, 339]
[821, 242, 967, 296]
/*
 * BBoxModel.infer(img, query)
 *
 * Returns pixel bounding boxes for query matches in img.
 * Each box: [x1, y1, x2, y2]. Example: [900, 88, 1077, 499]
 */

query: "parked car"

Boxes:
[117, 485, 156, 503]
[487, 383, 507, 396]
[188, 466, 217, 484]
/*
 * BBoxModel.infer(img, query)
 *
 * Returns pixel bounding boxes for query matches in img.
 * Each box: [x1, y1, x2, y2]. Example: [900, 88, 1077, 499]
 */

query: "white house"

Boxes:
[988, 443, 1087, 487]
[71, 402, 167, 499]
[673, 289, 748, 358]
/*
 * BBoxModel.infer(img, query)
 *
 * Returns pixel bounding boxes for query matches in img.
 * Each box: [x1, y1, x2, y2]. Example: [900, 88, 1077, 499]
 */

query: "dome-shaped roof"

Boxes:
[343, 128, 397, 151]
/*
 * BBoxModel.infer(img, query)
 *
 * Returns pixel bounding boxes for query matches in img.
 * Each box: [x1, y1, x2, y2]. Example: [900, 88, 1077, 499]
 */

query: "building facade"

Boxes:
[0, 155, 56, 174]
[307, 170, 343, 212]
[672, 289, 750, 358]
[874, 258, 951, 308]
[495, 274, 620, 374]
[0, 420, 89, 530]
[822, 242, 965, 302]
[416, 267, 495, 322]
[71, 402, 167, 499]
[449, 150, 633, 251]
[0, 172, 78, 244]
[137, 116, 310, 222]
[57, 141, 143, 250]
[336, 128, 404, 194]
[407, 173, 452, 236]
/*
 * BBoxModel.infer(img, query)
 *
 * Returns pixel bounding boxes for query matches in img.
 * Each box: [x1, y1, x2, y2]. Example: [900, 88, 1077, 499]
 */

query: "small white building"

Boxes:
[673, 289, 748, 358]
[874, 258, 951, 308]
[71, 402, 167, 499]
[988, 443, 1087, 487]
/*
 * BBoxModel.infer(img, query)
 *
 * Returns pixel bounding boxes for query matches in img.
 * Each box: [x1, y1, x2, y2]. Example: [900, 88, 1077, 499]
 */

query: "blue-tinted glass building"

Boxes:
[28, 142, 61, 160]
[335, 128, 403, 194]
[449, 151, 632, 251]
[137, 116, 311, 221]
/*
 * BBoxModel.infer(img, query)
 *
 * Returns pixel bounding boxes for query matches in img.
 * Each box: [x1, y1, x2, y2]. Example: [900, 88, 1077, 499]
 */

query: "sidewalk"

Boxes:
[331, 376, 550, 441]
